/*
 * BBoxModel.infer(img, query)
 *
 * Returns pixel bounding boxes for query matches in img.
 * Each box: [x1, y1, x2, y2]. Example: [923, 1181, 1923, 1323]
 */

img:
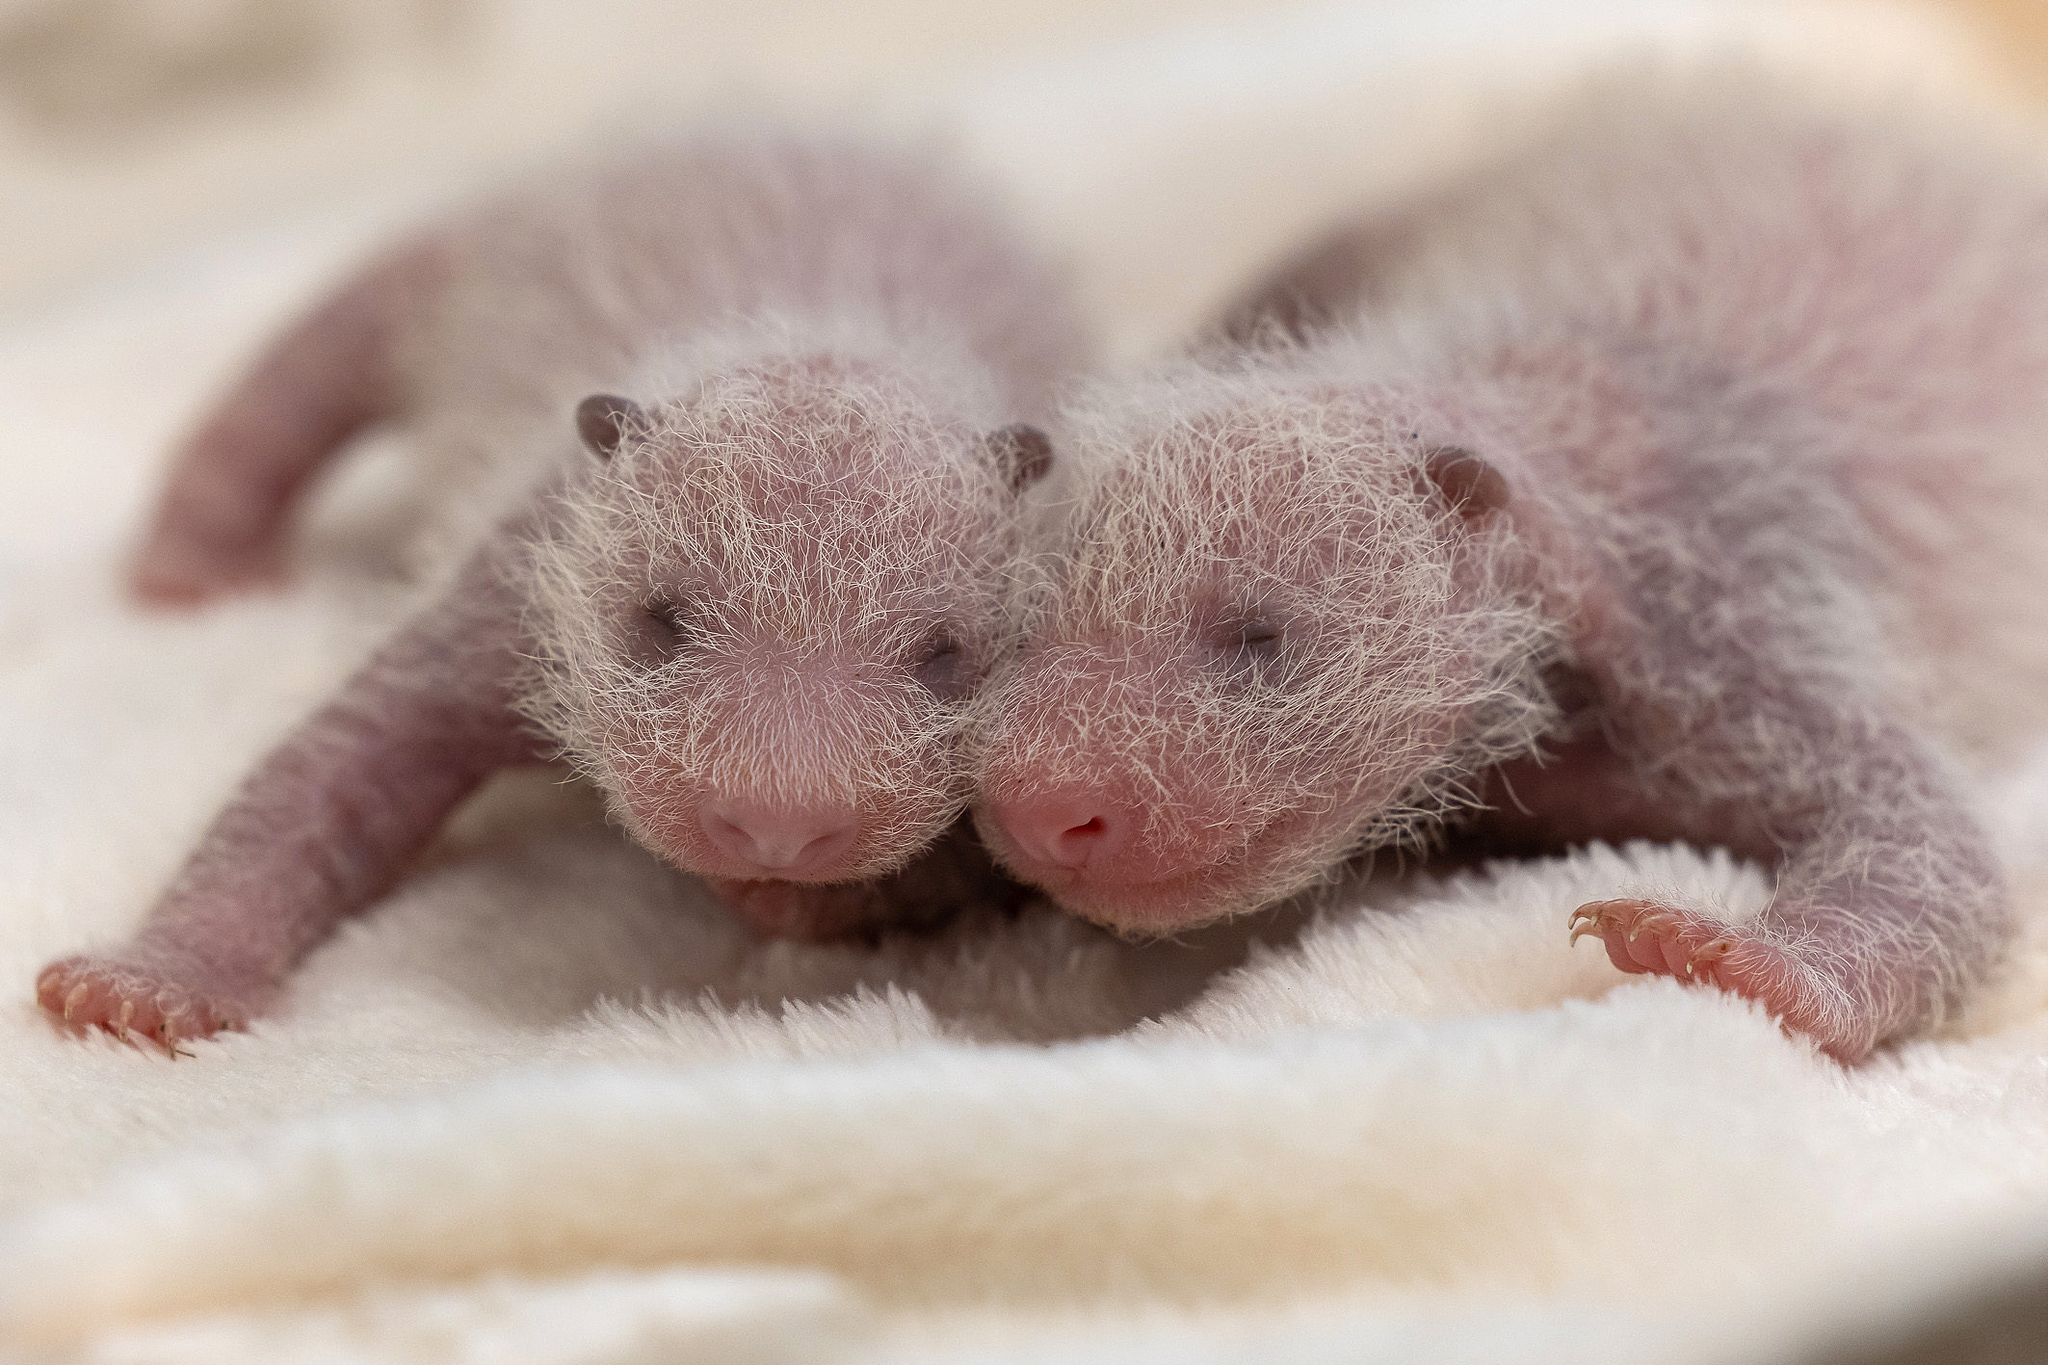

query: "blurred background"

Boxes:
[0, 0, 2039, 351]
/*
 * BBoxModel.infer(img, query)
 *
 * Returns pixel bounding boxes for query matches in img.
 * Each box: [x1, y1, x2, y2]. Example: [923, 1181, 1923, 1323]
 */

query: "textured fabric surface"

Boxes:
[5, 2, 2048, 1361]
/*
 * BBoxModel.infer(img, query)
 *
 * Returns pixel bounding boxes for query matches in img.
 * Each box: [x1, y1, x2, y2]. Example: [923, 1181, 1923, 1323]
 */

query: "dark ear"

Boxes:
[576, 394, 648, 460]
[1423, 445, 1509, 524]
[985, 423, 1054, 493]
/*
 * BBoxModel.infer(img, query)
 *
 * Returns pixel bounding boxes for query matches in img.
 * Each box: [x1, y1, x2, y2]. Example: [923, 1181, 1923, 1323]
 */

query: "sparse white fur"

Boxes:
[1341, 71, 2048, 762]
[975, 66, 2041, 1055]
[987, 352, 1561, 912]
[519, 318, 1027, 869]
[38, 122, 1091, 1042]
[438, 130, 1089, 881]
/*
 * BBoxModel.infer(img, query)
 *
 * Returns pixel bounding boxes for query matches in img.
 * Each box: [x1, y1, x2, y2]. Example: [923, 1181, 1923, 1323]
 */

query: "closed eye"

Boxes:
[627, 595, 702, 666]
[910, 627, 974, 702]
[1234, 622, 1282, 657]
[1201, 612, 1287, 678]
[646, 599, 690, 638]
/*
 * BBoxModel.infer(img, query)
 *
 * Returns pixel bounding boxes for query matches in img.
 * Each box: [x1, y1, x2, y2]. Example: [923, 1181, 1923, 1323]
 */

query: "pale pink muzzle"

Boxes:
[699, 799, 861, 877]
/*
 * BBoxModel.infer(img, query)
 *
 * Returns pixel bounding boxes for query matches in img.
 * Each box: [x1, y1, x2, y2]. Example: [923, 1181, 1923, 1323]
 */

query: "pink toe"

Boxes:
[1602, 930, 1650, 975]
[1659, 934, 1698, 978]
[1624, 926, 1669, 974]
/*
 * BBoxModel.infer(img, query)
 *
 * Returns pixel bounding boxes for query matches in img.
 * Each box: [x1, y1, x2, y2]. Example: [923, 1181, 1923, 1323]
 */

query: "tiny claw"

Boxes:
[1569, 921, 1598, 945]
[157, 1020, 194, 1060]
[62, 981, 88, 1021]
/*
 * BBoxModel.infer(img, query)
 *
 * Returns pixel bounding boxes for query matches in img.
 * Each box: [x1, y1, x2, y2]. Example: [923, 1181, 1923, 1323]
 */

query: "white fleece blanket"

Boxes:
[6, 3, 2048, 1361]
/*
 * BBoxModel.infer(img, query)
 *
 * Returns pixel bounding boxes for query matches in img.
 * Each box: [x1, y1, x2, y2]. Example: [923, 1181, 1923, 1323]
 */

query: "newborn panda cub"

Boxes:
[974, 71, 2048, 1060]
[39, 127, 1087, 1045]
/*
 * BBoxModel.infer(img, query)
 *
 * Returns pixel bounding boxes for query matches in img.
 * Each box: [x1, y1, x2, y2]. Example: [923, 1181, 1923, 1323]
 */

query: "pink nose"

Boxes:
[994, 797, 1127, 871]
[699, 801, 860, 875]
